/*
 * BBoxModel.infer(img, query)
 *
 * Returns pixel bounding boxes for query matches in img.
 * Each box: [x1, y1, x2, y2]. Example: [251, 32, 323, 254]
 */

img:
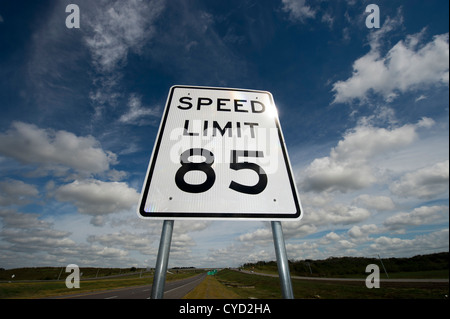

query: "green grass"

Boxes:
[2, 260, 447, 299]
[242, 252, 449, 280]
[217, 270, 283, 299]
[248, 268, 448, 280]
[216, 269, 449, 299]
[1, 277, 148, 299]
[0, 267, 150, 281]
[183, 275, 241, 299]
[0, 269, 203, 299]
[384, 269, 448, 279]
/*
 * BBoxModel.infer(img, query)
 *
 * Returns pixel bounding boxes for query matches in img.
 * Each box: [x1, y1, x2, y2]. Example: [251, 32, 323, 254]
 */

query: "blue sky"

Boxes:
[0, 0, 448, 269]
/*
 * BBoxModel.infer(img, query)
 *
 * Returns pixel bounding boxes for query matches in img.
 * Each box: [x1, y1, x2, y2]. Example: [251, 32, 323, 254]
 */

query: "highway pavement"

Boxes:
[52, 272, 207, 299]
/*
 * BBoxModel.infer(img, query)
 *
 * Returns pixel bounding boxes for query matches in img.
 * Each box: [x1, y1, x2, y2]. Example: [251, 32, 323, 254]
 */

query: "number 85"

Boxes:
[175, 148, 268, 195]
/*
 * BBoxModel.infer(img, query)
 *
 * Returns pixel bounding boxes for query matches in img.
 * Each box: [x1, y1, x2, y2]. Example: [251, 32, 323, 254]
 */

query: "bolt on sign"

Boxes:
[137, 86, 302, 220]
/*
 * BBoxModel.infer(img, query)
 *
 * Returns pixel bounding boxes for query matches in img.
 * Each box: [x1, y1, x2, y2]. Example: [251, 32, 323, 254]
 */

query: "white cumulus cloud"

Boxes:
[0, 122, 117, 177]
[300, 120, 427, 193]
[383, 205, 449, 231]
[390, 160, 449, 199]
[54, 179, 139, 225]
[352, 194, 395, 211]
[0, 179, 39, 206]
[332, 30, 449, 104]
[369, 229, 449, 255]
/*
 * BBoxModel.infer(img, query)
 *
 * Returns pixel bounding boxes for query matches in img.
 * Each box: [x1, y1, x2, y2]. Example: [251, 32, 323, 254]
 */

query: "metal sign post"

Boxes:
[151, 220, 174, 299]
[271, 221, 294, 299]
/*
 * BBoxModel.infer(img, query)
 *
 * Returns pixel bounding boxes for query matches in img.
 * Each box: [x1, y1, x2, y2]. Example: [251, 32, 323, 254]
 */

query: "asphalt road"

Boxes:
[52, 273, 207, 299]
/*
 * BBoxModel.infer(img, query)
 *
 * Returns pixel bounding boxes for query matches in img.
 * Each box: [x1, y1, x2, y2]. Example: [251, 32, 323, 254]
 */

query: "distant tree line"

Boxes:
[241, 252, 449, 277]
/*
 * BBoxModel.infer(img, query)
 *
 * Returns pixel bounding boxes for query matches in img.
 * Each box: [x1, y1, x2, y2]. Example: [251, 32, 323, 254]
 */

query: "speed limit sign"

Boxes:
[137, 86, 302, 220]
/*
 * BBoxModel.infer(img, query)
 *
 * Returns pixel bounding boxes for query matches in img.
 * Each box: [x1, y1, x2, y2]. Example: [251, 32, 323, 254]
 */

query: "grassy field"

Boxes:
[1, 252, 447, 299]
[0, 267, 153, 281]
[214, 269, 449, 299]
[2, 268, 447, 299]
[183, 275, 241, 299]
[243, 268, 449, 280]
[242, 252, 449, 279]
[0, 269, 203, 299]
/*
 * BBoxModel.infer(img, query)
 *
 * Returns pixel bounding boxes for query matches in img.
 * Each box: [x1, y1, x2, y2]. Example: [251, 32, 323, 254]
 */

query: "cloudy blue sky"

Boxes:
[0, 0, 448, 269]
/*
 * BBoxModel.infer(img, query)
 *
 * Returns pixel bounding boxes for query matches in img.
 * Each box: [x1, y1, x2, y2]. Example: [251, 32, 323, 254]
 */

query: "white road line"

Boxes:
[104, 295, 118, 299]
[164, 277, 204, 294]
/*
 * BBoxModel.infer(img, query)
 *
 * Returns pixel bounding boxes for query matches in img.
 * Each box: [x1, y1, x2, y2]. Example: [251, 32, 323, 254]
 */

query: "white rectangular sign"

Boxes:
[138, 86, 302, 220]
